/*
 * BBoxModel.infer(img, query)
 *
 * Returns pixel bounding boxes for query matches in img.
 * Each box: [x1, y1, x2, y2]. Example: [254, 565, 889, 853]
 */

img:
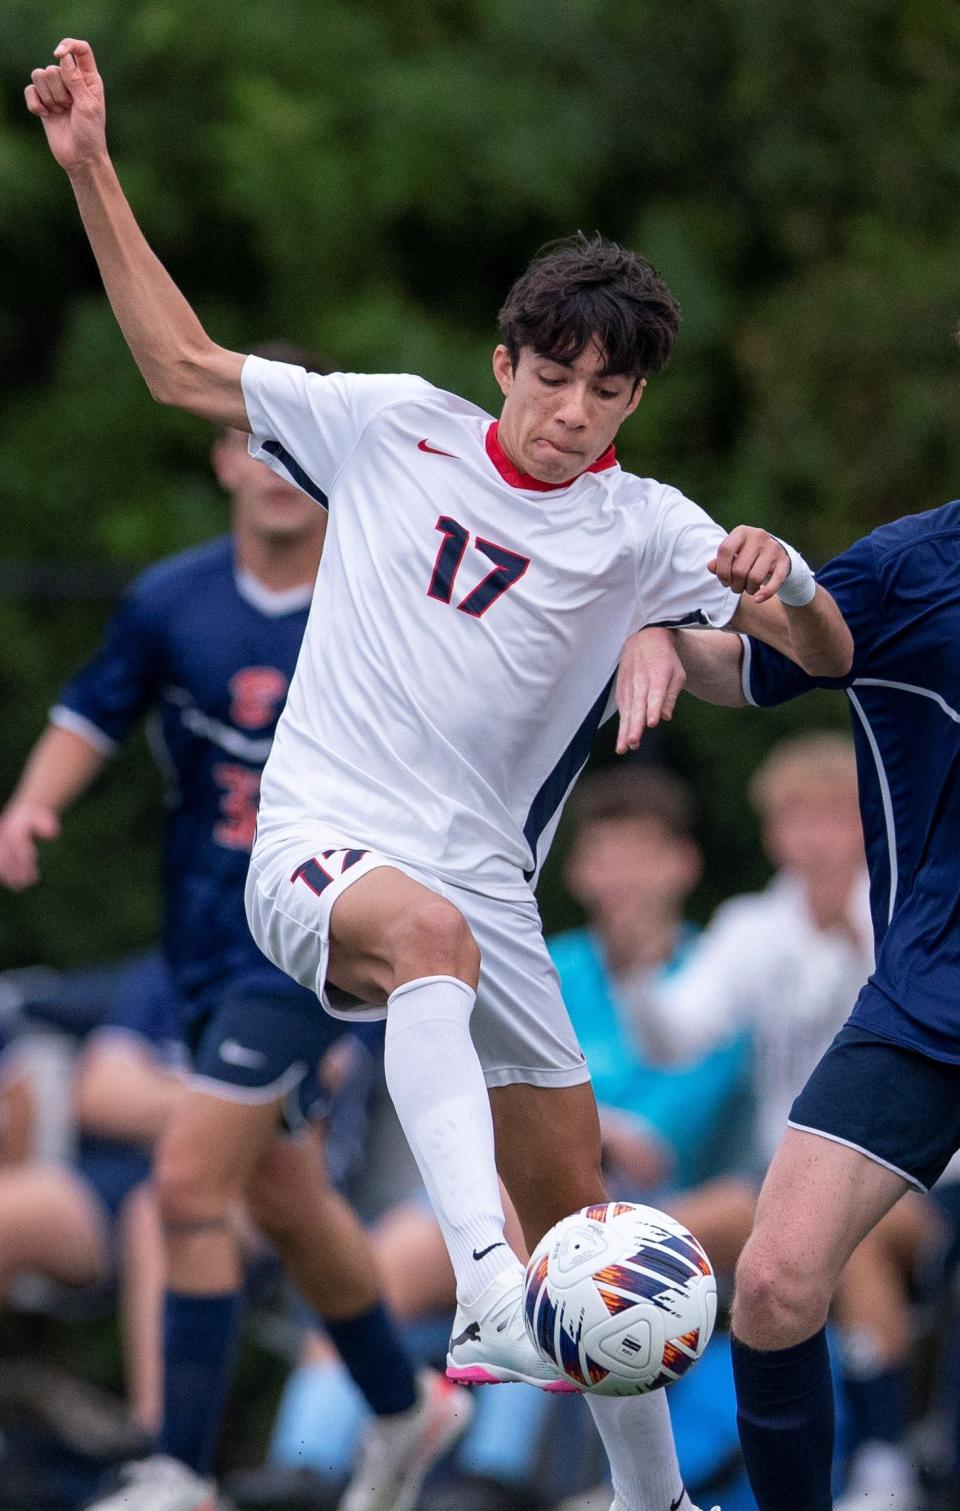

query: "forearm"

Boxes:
[7, 724, 106, 815]
[732, 585, 853, 678]
[66, 156, 245, 423]
[674, 630, 746, 706]
[9, 724, 106, 813]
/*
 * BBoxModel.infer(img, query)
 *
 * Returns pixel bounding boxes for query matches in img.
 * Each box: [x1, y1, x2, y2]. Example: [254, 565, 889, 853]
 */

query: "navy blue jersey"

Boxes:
[55, 537, 314, 1010]
[745, 500, 960, 1062]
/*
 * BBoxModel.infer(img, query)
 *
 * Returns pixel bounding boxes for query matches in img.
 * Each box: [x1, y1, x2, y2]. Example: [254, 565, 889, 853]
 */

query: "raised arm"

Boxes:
[26, 39, 246, 427]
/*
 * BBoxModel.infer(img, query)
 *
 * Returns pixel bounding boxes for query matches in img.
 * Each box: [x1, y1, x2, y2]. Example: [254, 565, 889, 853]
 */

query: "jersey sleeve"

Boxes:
[241, 356, 433, 505]
[633, 487, 740, 633]
[745, 532, 881, 707]
[52, 574, 166, 752]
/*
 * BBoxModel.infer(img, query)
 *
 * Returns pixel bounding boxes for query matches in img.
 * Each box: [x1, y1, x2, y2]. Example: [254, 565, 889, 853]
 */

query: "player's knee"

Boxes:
[733, 1235, 831, 1347]
[388, 895, 480, 987]
[153, 1149, 231, 1231]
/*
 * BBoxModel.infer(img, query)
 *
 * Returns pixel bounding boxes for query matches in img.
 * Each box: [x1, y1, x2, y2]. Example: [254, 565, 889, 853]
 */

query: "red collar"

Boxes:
[484, 422, 617, 492]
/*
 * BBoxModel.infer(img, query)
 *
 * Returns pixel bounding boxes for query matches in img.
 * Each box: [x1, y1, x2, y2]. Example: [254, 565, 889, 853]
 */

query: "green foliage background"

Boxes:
[2, 0, 960, 965]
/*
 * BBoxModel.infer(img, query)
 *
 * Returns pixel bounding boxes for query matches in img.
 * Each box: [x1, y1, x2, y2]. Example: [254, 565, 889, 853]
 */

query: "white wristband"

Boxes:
[774, 537, 817, 607]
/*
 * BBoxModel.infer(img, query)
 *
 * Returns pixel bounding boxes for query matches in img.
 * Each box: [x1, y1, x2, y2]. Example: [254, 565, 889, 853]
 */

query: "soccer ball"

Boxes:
[523, 1202, 717, 1396]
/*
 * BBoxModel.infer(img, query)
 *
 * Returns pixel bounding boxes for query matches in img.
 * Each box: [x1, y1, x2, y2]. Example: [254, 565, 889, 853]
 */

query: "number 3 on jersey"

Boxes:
[427, 516, 530, 618]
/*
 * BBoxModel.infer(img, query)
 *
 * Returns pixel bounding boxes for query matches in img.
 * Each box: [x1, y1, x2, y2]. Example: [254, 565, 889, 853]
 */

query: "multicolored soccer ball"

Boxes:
[523, 1202, 717, 1396]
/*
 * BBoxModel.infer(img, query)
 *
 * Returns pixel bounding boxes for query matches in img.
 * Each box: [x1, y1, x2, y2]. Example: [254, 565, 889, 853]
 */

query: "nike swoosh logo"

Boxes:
[218, 1040, 268, 1069]
[450, 1322, 482, 1350]
[472, 1242, 506, 1261]
[670, 1490, 686, 1511]
[418, 438, 459, 458]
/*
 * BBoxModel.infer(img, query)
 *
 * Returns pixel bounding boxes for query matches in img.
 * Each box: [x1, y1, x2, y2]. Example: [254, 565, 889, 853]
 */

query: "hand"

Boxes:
[615, 628, 686, 754]
[708, 525, 790, 604]
[25, 40, 106, 173]
[0, 803, 60, 890]
[600, 1110, 669, 1189]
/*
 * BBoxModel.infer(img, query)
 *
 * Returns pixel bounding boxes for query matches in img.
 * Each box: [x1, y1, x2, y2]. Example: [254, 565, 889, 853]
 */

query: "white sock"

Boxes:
[586, 1392, 689, 1511]
[384, 974, 514, 1306]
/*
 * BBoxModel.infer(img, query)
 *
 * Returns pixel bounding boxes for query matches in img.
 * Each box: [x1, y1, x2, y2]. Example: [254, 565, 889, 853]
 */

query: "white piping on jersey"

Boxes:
[49, 704, 117, 756]
[233, 568, 313, 618]
[179, 706, 273, 762]
[847, 688, 898, 924]
[739, 635, 756, 706]
[854, 676, 960, 725]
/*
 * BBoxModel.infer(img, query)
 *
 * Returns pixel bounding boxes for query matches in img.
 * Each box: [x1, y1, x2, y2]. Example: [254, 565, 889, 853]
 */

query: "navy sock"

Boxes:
[843, 1362, 907, 1448]
[159, 1290, 243, 1475]
[324, 1302, 417, 1416]
[732, 1328, 834, 1511]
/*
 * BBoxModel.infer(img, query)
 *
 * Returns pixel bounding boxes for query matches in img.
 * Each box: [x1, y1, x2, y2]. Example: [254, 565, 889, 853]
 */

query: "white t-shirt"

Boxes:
[650, 872, 874, 1167]
[242, 357, 739, 896]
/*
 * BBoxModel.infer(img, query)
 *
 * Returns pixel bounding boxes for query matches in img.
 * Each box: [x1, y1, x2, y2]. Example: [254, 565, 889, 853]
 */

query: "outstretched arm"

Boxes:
[26, 39, 246, 426]
[0, 725, 107, 890]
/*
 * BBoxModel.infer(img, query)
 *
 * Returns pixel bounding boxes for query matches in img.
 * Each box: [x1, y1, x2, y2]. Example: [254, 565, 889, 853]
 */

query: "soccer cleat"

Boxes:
[338, 1367, 473, 1511]
[446, 1263, 580, 1391]
[83, 1455, 231, 1511]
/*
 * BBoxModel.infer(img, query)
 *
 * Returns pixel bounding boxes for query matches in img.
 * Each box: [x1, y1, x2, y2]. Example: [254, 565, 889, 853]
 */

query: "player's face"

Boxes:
[763, 789, 864, 883]
[212, 431, 324, 546]
[492, 341, 645, 485]
[565, 817, 700, 922]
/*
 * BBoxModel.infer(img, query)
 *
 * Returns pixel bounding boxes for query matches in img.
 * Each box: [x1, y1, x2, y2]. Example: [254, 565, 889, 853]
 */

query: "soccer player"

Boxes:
[621, 500, 960, 1511]
[24, 38, 853, 1511]
[0, 365, 469, 1508]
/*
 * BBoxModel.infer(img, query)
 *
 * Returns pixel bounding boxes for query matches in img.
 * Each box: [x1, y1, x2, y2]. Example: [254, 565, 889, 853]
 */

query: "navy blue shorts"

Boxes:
[789, 1024, 960, 1192]
[188, 990, 349, 1133]
[76, 1138, 152, 1221]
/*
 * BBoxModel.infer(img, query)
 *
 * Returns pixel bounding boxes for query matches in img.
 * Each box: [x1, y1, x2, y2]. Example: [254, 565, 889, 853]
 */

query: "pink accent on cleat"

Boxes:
[446, 1364, 581, 1393]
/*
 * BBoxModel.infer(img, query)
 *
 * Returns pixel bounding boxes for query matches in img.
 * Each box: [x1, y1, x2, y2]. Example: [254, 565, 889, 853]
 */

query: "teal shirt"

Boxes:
[549, 926, 749, 1189]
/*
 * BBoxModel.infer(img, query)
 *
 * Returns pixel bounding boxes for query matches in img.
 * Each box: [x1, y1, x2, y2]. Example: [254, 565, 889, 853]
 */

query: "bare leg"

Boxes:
[117, 1181, 166, 1434]
[489, 1080, 605, 1249]
[732, 1128, 912, 1511]
[246, 1129, 381, 1319]
[734, 1128, 910, 1350]
[0, 1164, 107, 1296]
[153, 1088, 282, 1292]
[834, 1192, 936, 1365]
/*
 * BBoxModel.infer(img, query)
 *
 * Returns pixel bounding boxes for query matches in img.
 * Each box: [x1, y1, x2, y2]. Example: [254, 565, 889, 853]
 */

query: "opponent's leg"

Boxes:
[732, 1127, 909, 1511]
[492, 1081, 697, 1511]
[117, 1181, 166, 1434]
[247, 1130, 472, 1511]
[152, 1088, 281, 1476]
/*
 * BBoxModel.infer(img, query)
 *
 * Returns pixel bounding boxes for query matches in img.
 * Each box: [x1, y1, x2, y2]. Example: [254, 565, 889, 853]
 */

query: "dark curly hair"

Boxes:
[498, 233, 680, 381]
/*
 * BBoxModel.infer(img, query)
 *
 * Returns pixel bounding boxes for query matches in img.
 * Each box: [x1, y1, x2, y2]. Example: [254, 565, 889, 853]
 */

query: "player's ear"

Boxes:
[624, 377, 646, 418]
[492, 344, 515, 399]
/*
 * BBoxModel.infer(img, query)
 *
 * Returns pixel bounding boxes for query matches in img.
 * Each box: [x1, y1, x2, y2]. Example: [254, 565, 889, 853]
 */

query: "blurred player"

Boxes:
[0, 366, 469, 1510]
[620, 499, 960, 1511]
[25, 38, 852, 1511]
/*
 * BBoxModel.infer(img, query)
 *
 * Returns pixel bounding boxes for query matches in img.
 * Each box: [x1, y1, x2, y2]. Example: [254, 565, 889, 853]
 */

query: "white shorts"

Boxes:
[245, 838, 590, 1091]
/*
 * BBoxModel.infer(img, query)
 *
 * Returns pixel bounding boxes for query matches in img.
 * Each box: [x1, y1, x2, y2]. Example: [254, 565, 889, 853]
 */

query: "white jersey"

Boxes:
[242, 356, 739, 897]
[650, 872, 874, 1167]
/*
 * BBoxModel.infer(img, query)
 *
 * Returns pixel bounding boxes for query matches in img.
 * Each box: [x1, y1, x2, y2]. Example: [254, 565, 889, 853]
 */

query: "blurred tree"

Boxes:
[1, 0, 958, 964]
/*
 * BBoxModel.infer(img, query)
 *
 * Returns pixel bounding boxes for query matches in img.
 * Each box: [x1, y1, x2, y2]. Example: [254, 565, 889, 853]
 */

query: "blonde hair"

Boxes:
[749, 731, 858, 817]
